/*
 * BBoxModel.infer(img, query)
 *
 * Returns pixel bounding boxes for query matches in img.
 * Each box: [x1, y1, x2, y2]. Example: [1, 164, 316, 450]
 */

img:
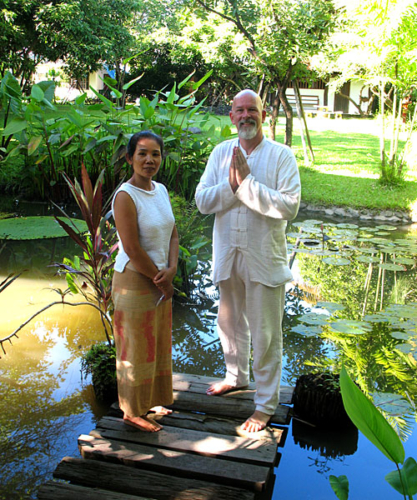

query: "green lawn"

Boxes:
[202, 114, 417, 213]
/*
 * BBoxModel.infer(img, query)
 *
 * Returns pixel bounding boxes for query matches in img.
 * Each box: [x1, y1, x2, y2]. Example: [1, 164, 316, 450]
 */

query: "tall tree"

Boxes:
[190, 0, 337, 145]
[0, 0, 139, 89]
[312, 0, 417, 180]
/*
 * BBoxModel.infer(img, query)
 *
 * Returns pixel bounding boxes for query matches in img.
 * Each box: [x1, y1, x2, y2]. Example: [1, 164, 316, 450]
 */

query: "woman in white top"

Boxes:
[112, 131, 179, 432]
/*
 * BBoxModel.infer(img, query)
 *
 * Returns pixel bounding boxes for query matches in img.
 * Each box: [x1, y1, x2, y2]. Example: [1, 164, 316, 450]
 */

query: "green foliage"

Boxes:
[329, 367, 417, 499]
[340, 366, 405, 464]
[170, 194, 211, 295]
[54, 164, 117, 344]
[329, 474, 349, 500]
[386, 458, 417, 497]
[0, 71, 229, 202]
[0, 216, 87, 240]
[0, 0, 138, 86]
[191, 0, 337, 144]
[81, 342, 117, 402]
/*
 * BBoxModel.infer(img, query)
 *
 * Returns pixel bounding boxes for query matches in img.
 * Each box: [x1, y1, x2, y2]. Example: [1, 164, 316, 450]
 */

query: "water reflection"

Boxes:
[286, 219, 417, 441]
[0, 216, 416, 499]
[0, 273, 107, 499]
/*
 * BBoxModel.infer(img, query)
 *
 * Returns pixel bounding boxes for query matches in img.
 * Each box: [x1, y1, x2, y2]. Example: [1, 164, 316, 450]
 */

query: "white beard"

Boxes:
[238, 122, 258, 140]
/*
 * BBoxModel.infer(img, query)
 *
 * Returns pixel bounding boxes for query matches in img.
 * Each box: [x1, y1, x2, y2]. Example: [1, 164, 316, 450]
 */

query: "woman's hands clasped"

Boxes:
[153, 266, 176, 301]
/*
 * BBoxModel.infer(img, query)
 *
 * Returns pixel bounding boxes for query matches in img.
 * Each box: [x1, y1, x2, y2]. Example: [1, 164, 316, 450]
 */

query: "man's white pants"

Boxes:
[217, 251, 285, 415]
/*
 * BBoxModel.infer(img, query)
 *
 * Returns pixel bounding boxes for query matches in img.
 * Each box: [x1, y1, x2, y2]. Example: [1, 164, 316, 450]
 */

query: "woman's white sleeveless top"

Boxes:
[112, 182, 175, 272]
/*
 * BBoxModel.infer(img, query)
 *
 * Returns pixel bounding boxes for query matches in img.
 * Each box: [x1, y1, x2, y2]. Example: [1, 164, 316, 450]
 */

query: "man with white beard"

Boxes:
[195, 89, 301, 432]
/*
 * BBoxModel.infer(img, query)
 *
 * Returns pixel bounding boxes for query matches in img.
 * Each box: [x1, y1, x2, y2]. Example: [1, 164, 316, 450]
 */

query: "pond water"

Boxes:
[0, 206, 416, 500]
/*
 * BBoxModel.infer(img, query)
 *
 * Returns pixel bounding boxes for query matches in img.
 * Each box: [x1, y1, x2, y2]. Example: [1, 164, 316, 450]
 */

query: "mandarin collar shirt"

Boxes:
[195, 136, 301, 287]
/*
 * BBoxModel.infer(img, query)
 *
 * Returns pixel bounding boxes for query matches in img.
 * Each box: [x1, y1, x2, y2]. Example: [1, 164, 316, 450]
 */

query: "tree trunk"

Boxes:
[277, 68, 293, 146]
[293, 79, 314, 163]
[379, 82, 386, 176]
[279, 86, 293, 147]
[269, 93, 280, 141]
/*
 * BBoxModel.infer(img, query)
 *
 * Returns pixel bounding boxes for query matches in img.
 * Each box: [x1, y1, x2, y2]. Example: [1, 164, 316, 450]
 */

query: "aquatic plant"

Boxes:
[330, 367, 417, 500]
[81, 342, 117, 402]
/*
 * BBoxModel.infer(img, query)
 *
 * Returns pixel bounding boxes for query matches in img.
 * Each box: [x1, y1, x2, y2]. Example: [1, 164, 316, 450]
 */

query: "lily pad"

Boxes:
[0, 216, 87, 240]
[385, 304, 417, 319]
[378, 263, 406, 271]
[357, 247, 378, 254]
[298, 312, 329, 326]
[356, 255, 380, 264]
[336, 223, 359, 229]
[395, 257, 415, 265]
[390, 331, 411, 340]
[395, 343, 417, 361]
[315, 301, 345, 313]
[291, 325, 322, 337]
[370, 237, 391, 244]
[310, 249, 335, 256]
[362, 314, 389, 323]
[329, 320, 372, 335]
[375, 225, 396, 231]
[323, 257, 351, 266]
[379, 247, 397, 254]
[372, 392, 414, 416]
[300, 219, 323, 226]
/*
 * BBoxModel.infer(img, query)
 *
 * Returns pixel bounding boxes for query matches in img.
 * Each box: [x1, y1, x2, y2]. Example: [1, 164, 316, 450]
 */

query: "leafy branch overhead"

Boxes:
[191, 0, 337, 145]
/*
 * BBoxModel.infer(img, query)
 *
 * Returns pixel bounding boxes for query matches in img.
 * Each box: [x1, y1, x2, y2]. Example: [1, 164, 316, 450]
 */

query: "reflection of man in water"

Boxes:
[195, 89, 301, 432]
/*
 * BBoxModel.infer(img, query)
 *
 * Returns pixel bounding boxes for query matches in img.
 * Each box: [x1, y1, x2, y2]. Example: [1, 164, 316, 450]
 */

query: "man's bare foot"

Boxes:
[148, 406, 172, 415]
[206, 381, 247, 396]
[123, 415, 162, 432]
[241, 410, 271, 433]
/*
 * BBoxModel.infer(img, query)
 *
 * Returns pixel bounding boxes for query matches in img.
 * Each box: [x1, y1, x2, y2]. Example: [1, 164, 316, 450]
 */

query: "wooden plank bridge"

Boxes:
[38, 373, 294, 500]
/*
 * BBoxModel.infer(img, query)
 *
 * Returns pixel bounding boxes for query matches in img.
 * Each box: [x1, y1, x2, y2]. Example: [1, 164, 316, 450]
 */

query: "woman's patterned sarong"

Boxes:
[112, 265, 173, 418]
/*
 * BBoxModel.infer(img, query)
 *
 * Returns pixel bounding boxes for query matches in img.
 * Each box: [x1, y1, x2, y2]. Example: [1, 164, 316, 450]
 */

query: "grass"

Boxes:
[201, 113, 417, 214]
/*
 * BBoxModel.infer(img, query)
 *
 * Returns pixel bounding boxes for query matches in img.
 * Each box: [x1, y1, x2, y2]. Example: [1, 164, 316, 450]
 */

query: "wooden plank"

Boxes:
[37, 480, 154, 500]
[54, 456, 256, 500]
[91, 418, 278, 466]
[79, 433, 271, 492]
[105, 410, 286, 444]
[172, 373, 294, 405]
[171, 390, 291, 425]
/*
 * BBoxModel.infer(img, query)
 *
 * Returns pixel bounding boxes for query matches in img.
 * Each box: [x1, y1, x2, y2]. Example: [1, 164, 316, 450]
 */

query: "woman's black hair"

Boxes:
[126, 130, 164, 159]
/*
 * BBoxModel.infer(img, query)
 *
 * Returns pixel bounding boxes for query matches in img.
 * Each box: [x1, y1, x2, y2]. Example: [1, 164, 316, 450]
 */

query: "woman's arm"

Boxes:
[113, 191, 159, 279]
[153, 225, 179, 300]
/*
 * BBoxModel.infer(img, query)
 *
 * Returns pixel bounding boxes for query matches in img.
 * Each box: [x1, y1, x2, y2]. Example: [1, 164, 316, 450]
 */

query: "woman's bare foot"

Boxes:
[241, 410, 271, 433]
[206, 381, 247, 396]
[148, 406, 172, 415]
[123, 415, 163, 432]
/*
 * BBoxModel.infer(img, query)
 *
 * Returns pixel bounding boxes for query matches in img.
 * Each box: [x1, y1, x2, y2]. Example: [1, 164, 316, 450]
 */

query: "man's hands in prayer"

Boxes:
[229, 146, 250, 193]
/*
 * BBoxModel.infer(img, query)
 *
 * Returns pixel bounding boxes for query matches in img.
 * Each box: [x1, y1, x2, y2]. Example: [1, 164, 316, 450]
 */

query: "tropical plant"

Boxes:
[330, 366, 417, 500]
[54, 164, 117, 345]
[0, 70, 229, 201]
